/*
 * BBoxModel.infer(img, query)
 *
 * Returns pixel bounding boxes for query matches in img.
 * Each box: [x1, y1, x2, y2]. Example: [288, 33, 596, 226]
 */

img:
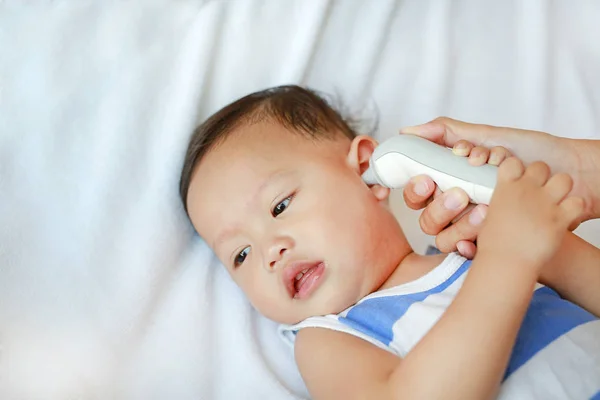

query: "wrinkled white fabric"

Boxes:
[1, 1, 599, 399]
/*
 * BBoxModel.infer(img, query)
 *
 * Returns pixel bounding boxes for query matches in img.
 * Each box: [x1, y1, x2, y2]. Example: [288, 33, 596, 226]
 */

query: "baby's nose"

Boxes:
[266, 236, 294, 270]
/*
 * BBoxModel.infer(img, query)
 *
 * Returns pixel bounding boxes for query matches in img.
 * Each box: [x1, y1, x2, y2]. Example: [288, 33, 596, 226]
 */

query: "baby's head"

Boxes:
[180, 85, 410, 324]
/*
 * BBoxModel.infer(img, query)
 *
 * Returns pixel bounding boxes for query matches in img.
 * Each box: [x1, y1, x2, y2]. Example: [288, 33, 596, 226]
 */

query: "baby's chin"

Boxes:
[259, 306, 314, 325]
[257, 305, 330, 326]
[260, 310, 304, 326]
[265, 299, 357, 326]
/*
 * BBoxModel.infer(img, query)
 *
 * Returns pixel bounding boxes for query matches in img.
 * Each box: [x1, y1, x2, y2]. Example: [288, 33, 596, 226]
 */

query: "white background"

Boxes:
[1, 1, 599, 399]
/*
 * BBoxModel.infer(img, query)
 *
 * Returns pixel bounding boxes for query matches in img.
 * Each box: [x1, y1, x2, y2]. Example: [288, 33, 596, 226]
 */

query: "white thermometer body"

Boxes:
[361, 134, 497, 205]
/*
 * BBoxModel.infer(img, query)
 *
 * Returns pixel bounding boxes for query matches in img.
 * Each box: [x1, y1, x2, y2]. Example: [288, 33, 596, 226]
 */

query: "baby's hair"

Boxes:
[179, 84, 372, 215]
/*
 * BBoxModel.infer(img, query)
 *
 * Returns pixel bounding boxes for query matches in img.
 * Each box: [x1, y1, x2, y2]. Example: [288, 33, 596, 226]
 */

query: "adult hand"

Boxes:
[400, 117, 600, 259]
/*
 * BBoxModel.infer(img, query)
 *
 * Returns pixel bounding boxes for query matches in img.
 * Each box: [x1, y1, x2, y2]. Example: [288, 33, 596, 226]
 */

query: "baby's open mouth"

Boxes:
[283, 261, 326, 300]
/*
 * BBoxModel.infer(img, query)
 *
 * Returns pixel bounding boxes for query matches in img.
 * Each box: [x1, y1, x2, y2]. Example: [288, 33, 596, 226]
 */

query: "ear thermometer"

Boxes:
[361, 134, 497, 205]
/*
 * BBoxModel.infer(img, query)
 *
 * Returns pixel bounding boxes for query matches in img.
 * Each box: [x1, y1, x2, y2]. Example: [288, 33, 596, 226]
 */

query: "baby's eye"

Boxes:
[234, 246, 250, 268]
[272, 195, 292, 217]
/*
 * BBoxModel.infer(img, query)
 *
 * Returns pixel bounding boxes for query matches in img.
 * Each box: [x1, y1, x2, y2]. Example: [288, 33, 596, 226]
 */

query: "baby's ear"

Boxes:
[347, 135, 390, 201]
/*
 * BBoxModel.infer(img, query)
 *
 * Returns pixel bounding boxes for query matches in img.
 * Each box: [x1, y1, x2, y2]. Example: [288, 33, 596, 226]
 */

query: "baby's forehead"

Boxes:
[194, 119, 348, 186]
[207, 123, 314, 159]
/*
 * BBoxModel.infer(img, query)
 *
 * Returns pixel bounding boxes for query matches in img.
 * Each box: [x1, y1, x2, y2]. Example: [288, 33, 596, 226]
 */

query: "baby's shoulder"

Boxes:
[376, 252, 470, 298]
[279, 253, 471, 356]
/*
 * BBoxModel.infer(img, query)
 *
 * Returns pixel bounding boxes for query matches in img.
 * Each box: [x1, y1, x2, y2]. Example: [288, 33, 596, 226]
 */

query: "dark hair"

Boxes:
[179, 84, 368, 215]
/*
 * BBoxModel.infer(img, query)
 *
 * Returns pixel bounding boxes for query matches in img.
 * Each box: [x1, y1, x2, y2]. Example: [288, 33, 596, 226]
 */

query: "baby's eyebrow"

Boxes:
[212, 226, 239, 253]
[213, 170, 296, 251]
[242, 169, 296, 212]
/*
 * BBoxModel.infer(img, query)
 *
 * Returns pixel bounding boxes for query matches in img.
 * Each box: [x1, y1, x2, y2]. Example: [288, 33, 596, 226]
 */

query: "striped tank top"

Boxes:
[279, 253, 600, 399]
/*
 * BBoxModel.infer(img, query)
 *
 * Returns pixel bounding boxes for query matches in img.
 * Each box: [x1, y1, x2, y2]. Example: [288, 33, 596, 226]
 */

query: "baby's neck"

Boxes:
[377, 251, 449, 291]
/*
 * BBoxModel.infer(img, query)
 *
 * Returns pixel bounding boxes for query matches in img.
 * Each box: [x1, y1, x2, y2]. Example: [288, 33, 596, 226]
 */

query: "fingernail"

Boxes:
[452, 143, 469, 157]
[488, 153, 500, 165]
[412, 177, 430, 196]
[443, 190, 466, 210]
[469, 205, 487, 225]
[457, 241, 469, 256]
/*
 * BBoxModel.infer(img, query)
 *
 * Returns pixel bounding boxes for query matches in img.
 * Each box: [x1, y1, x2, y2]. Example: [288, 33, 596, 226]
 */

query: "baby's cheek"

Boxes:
[246, 282, 289, 322]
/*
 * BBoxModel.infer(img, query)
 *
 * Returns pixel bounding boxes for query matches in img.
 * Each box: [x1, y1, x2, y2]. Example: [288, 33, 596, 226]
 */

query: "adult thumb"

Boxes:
[400, 117, 491, 148]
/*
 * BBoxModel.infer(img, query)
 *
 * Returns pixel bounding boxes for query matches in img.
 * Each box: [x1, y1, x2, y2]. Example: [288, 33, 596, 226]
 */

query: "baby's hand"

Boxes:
[476, 157, 584, 273]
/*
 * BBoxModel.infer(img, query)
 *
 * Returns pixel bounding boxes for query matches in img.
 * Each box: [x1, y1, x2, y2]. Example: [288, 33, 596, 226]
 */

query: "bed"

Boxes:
[1, 1, 599, 398]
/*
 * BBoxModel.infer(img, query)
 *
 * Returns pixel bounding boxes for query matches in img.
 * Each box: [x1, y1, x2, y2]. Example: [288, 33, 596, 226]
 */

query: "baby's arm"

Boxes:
[295, 253, 537, 399]
[539, 232, 600, 317]
[454, 142, 600, 316]
[295, 158, 583, 400]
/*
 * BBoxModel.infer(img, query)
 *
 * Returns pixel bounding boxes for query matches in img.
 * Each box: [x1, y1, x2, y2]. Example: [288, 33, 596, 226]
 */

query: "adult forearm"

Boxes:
[569, 138, 600, 219]
[489, 132, 600, 221]
[539, 232, 600, 317]
[388, 256, 537, 400]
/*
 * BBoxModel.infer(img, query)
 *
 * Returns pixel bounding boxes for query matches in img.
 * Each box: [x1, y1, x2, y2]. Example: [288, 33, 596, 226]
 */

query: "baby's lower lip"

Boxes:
[295, 262, 325, 299]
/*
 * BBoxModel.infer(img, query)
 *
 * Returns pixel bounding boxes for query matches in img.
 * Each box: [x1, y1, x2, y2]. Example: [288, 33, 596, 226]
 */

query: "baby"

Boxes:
[180, 85, 600, 399]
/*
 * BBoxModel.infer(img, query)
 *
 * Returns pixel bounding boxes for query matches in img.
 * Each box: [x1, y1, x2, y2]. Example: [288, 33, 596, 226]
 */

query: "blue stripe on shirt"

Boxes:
[590, 391, 600, 400]
[503, 285, 597, 380]
[338, 259, 471, 346]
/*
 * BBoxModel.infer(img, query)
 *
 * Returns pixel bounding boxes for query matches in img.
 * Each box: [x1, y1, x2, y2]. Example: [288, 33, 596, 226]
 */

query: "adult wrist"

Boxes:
[565, 137, 600, 219]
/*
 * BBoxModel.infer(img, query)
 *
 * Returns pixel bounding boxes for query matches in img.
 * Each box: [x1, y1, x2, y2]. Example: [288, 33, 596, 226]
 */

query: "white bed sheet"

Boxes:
[1, 1, 599, 399]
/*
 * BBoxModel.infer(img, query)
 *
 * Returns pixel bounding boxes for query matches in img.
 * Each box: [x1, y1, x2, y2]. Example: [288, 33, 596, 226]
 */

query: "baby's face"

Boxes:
[186, 121, 408, 324]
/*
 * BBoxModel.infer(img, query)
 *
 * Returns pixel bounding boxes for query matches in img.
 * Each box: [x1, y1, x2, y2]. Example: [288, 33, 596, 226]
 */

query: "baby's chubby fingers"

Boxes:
[544, 172, 574, 203]
[497, 156, 525, 182]
[560, 196, 585, 229]
[547, 174, 585, 231]
[418, 188, 470, 235]
[523, 161, 551, 186]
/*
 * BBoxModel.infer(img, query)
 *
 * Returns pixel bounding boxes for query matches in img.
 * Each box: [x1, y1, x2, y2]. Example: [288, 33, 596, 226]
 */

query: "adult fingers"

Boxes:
[403, 175, 436, 210]
[401, 116, 545, 155]
[467, 146, 490, 166]
[434, 205, 488, 253]
[418, 188, 470, 235]
[401, 117, 496, 148]
[488, 146, 512, 166]
[456, 240, 477, 260]
[451, 142, 512, 167]
[451, 140, 474, 157]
